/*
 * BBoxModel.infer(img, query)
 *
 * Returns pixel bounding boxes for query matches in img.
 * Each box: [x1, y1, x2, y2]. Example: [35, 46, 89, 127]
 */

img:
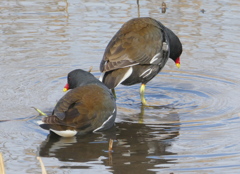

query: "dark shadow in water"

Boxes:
[38, 107, 180, 173]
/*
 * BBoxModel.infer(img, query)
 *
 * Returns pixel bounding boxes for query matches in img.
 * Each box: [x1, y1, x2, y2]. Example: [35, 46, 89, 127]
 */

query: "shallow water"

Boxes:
[1, 0, 240, 173]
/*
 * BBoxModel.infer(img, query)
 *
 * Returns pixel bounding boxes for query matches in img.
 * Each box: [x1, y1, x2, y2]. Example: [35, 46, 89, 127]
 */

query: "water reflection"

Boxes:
[38, 110, 180, 172]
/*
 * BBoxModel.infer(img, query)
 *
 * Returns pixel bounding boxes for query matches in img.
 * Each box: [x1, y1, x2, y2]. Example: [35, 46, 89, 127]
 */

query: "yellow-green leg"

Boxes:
[138, 105, 145, 123]
[140, 83, 147, 105]
[32, 107, 47, 116]
[111, 88, 117, 99]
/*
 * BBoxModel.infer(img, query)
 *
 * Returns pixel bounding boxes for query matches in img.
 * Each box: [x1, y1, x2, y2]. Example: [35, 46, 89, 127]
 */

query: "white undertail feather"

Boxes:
[37, 120, 77, 137]
[37, 120, 44, 125]
[99, 63, 137, 83]
[116, 67, 133, 87]
[99, 73, 104, 82]
[50, 129, 78, 137]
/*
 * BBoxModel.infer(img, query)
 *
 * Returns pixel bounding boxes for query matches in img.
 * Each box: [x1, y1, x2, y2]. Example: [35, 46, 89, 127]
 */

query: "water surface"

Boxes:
[1, 0, 240, 173]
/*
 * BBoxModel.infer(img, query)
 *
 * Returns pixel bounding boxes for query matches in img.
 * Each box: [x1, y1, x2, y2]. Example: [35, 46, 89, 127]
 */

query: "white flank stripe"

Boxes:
[143, 69, 153, 78]
[121, 62, 139, 69]
[140, 68, 153, 78]
[150, 53, 160, 64]
[162, 42, 168, 51]
[93, 109, 116, 132]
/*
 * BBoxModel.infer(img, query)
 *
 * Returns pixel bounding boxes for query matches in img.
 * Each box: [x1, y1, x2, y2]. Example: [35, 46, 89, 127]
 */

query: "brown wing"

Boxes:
[100, 17, 165, 72]
[44, 84, 116, 132]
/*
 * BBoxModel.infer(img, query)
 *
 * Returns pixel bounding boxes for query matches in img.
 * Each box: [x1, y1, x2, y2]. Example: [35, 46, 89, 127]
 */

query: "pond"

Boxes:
[1, 0, 240, 173]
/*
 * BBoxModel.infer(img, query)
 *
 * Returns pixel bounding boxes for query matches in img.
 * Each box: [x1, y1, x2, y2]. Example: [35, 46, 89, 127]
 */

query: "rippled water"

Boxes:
[1, 0, 240, 173]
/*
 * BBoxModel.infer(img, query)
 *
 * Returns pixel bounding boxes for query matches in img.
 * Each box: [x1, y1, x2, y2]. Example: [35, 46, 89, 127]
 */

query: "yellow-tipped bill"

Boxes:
[176, 63, 180, 68]
[175, 57, 181, 68]
[63, 83, 69, 92]
[63, 88, 68, 92]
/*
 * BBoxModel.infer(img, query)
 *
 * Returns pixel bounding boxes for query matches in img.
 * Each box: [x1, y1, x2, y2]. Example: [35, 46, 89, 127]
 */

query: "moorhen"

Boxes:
[38, 69, 117, 137]
[99, 17, 182, 105]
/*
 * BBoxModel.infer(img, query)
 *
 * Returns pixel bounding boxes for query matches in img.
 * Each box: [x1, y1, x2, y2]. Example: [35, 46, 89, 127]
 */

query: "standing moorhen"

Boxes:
[99, 17, 182, 105]
[38, 69, 117, 137]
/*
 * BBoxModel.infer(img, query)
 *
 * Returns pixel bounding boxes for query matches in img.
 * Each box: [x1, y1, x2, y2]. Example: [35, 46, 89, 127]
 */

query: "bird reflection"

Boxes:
[38, 128, 116, 164]
[38, 107, 180, 172]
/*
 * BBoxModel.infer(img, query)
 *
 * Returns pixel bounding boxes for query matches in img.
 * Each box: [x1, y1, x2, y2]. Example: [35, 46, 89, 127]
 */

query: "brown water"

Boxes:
[1, 0, 240, 173]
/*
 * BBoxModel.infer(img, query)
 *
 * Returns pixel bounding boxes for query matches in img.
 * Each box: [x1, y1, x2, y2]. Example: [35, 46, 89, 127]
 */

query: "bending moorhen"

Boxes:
[38, 69, 117, 137]
[99, 17, 182, 105]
